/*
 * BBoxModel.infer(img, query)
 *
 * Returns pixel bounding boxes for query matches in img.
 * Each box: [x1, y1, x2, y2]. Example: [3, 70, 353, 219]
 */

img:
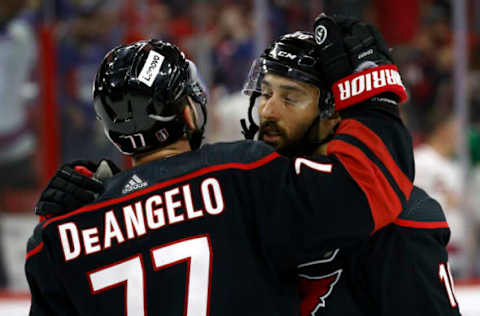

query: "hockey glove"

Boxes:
[34, 159, 120, 218]
[313, 14, 407, 110]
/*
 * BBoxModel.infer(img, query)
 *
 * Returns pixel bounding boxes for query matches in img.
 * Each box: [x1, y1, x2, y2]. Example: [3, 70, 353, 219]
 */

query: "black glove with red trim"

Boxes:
[313, 14, 407, 110]
[35, 160, 120, 218]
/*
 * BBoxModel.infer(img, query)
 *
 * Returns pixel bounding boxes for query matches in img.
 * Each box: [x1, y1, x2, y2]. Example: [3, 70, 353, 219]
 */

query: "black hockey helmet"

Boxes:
[94, 39, 207, 155]
[241, 31, 334, 139]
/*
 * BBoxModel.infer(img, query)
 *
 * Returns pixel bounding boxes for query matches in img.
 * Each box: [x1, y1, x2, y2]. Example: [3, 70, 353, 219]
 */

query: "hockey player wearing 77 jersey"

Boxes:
[26, 39, 408, 316]
[28, 14, 460, 316]
[241, 15, 461, 315]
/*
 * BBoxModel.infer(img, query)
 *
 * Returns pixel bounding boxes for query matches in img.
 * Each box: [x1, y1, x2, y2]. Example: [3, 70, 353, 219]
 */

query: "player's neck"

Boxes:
[131, 138, 192, 166]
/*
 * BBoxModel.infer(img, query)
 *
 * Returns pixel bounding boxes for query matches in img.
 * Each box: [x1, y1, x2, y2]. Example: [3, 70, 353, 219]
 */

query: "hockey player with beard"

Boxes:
[29, 14, 461, 316]
[25, 37, 403, 316]
[239, 14, 461, 316]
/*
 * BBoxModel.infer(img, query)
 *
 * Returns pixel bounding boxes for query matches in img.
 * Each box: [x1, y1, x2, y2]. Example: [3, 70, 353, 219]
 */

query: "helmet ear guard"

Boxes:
[94, 40, 207, 155]
[182, 59, 208, 150]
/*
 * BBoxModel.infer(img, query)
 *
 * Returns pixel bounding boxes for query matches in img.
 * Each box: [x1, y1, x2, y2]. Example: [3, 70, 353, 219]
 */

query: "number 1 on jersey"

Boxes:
[438, 262, 458, 308]
[88, 235, 212, 316]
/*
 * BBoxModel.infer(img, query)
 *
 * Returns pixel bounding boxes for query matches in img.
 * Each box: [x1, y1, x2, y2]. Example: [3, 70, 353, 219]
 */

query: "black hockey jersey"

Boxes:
[296, 108, 461, 316]
[25, 107, 418, 316]
[26, 140, 391, 316]
[298, 186, 461, 316]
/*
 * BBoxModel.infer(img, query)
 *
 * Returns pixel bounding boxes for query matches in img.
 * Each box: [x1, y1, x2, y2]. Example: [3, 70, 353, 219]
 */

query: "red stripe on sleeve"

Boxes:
[394, 219, 449, 229]
[26, 242, 44, 261]
[328, 140, 402, 232]
[334, 119, 413, 201]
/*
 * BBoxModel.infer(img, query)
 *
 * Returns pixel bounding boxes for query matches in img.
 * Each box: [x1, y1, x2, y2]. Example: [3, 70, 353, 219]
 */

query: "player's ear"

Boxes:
[324, 112, 341, 131]
[330, 112, 341, 125]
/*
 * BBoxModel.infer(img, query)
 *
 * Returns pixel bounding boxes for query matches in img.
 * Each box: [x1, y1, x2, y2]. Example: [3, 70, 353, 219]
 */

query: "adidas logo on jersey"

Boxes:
[122, 174, 148, 194]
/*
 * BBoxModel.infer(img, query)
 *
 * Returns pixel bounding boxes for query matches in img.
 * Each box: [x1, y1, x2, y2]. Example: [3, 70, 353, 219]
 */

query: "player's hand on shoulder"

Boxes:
[35, 159, 120, 218]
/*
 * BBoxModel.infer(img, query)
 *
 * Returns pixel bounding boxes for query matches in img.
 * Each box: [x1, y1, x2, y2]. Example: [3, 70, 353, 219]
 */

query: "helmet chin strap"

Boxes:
[297, 107, 342, 157]
[188, 129, 204, 150]
[185, 96, 207, 150]
[277, 89, 337, 156]
[240, 92, 260, 140]
[300, 115, 323, 154]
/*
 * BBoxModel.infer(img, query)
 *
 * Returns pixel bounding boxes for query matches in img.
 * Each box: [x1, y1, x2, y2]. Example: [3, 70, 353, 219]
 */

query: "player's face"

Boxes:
[258, 74, 320, 150]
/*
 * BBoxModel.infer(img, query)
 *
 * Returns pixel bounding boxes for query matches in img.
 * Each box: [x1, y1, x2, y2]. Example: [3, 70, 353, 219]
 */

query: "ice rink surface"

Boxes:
[1, 284, 479, 316]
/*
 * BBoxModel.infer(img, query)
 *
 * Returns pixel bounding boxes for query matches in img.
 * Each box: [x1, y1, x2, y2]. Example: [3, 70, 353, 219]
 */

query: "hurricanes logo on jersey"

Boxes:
[299, 269, 342, 316]
[297, 249, 342, 316]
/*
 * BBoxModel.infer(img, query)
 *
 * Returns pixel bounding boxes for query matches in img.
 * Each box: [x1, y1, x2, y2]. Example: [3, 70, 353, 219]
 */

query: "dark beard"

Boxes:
[259, 120, 318, 158]
[258, 120, 285, 148]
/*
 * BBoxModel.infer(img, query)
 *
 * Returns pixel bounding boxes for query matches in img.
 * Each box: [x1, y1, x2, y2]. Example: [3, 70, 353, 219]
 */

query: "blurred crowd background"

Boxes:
[1, 0, 480, 290]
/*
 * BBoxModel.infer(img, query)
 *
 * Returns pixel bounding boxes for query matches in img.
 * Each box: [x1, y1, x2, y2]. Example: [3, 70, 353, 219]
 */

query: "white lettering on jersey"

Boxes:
[165, 187, 185, 224]
[57, 179, 226, 262]
[83, 228, 101, 255]
[295, 158, 333, 175]
[145, 195, 166, 229]
[123, 202, 147, 239]
[104, 210, 125, 249]
[201, 178, 225, 215]
[58, 222, 81, 261]
[183, 184, 204, 219]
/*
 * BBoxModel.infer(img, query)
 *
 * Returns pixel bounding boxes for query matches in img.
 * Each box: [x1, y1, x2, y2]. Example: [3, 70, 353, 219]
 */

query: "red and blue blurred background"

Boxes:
[1, 1, 480, 312]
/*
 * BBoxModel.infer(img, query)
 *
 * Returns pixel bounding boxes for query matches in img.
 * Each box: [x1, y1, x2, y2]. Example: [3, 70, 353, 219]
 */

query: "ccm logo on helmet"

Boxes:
[139, 51, 165, 87]
[278, 51, 297, 60]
